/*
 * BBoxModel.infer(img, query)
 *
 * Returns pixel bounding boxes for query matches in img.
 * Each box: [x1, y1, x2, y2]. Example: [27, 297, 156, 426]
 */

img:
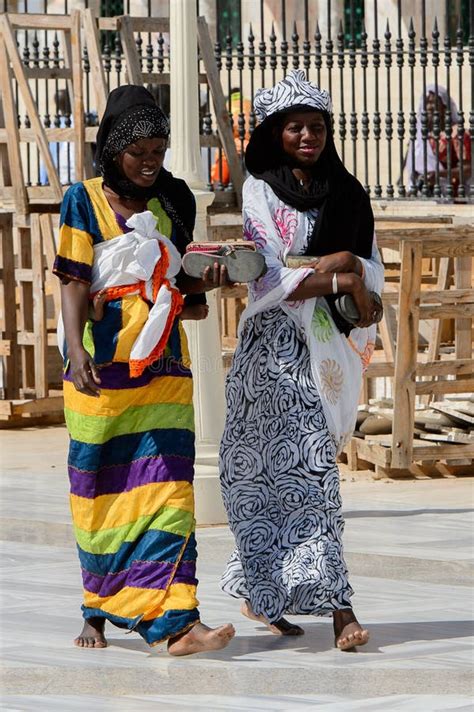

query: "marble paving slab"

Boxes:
[0, 426, 473, 711]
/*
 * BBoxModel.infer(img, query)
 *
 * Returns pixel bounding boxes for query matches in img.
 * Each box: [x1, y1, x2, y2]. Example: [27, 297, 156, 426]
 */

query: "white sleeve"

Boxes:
[242, 177, 313, 304]
[357, 233, 384, 295]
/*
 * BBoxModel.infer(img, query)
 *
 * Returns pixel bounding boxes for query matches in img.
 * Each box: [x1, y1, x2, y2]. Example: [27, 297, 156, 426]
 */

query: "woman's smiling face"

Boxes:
[280, 111, 327, 166]
[117, 136, 167, 186]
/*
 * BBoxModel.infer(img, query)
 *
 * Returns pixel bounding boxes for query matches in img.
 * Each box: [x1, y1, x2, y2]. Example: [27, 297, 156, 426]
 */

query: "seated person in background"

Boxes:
[406, 85, 471, 197]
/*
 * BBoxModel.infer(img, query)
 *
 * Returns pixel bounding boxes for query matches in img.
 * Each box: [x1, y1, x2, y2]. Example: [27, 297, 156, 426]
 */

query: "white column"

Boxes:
[169, 0, 227, 525]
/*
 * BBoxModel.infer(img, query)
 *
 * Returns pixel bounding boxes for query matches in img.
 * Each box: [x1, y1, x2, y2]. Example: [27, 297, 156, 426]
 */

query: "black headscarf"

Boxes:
[95, 85, 204, 305]
[95, 85, 195, 249]
[245, 105, 374, 260]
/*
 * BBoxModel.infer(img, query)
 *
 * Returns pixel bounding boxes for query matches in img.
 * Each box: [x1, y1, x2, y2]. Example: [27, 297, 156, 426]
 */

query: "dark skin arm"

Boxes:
[60, 280, 101, 397]
[289, 271, 377, 328]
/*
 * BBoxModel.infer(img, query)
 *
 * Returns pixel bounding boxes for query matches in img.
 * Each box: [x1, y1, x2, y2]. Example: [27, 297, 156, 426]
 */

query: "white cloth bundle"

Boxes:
[58, 210, 182, 368]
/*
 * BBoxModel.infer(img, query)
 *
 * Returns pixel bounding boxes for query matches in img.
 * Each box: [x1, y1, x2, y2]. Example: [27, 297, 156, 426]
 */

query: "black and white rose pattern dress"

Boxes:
[219, 307, 353, 622]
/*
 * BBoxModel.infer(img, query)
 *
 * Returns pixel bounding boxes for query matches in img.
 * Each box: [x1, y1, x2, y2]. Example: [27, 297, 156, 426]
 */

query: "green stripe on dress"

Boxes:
[74, 506, 195, 554]
[65, 402, 194, 444]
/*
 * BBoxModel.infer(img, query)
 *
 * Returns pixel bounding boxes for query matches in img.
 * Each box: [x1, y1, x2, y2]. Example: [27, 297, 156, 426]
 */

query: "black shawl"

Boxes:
[245, 107, 374, 260]
[95, 85, 203, 303]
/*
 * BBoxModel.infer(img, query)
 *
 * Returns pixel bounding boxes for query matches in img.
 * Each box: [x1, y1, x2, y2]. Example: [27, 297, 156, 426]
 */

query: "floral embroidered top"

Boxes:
[240, 175, 384, 450]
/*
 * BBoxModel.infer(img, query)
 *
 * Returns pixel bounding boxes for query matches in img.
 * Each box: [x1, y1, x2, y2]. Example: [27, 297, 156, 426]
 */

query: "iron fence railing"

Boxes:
[3, 0, 473, 202]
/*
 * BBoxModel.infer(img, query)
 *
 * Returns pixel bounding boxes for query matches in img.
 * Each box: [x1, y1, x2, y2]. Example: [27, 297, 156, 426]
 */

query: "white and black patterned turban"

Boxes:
[253, 69, 332, 122]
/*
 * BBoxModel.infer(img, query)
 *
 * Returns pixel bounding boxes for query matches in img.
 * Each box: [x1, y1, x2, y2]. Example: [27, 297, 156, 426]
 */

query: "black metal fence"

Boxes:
[4, 0, 474, 201]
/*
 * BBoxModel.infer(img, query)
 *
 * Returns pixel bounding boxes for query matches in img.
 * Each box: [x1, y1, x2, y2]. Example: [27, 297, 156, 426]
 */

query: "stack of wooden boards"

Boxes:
[357, 397, 474, 448]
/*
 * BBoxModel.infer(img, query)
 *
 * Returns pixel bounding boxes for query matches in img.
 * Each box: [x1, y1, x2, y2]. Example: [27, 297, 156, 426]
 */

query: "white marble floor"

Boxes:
[0, 426, 473, 711]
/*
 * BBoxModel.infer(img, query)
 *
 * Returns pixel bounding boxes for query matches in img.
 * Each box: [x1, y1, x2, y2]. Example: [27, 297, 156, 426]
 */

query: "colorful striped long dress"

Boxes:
[54, 177, 200, 645]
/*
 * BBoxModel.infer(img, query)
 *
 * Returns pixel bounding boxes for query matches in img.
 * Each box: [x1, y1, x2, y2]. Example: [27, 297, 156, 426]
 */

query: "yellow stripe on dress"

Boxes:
[57, 224, 94, 266]
[83, 582, 199, 620]
[63, 376, 193, 416]
[71, 480, 194, 532]
[113, 295, 155, 363]
[83, 177, 122, 240]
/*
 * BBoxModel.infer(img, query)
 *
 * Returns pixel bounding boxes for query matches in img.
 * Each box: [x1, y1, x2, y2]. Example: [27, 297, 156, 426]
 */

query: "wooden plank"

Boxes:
[23, 67, 72, 80]
[0, 127, 76, 143]
[221, 284, 248, 299]
[376, 229, 474, 253]
[17, 332, 57, 347]
[367, 358, 474, 379]
[454, 255, 472, 365]
[391, 240, 423, 468]
[17, 226, 35, 391]
[119, 15, 145, 85]
[382, 288, 474, 305]
[39, 213, 61, 320]
[197, 16, 244, 206]
[421, 257, 452, 404]
[419, 304, 474, 319]
[98, 16, 169, 33]
[83, 9, 108, 120]
[0, 340, 11, 356]
[0, 15, 63, 203]
[7, 13, 72, 30]
[31, 214, 48, 399]
[415, 379, 474, 396]
[0, 36, 27, 213]
[0, 96, 12, 187]
[0, 400, 13, 416]
[352, 437, 392, 466]
[410, 442, 474, 460]
[14, 268, 33, 282]
[141, 72, 207, 85]
[11, 395, 63, 416]
[378, 307, 396, 363]
[418, 359, 474, 376]
[70, 9, 85, 183]
[0, 214, 19, 398]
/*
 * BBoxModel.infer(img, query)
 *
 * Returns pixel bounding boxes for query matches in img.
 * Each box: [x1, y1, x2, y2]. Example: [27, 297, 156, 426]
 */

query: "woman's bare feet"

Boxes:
[333, 609, 369, 651]
[167, 621, 235, 656]
[74, 617, 107, 648]
[241, 600, 304, 636]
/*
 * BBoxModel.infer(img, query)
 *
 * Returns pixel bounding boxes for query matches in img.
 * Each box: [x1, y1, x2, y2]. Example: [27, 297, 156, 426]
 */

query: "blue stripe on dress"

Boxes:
[77, 531, 197, 576]
[68, 428, 195, 472]
[92, 298, 123, 364]
[60, 182, 103, 244]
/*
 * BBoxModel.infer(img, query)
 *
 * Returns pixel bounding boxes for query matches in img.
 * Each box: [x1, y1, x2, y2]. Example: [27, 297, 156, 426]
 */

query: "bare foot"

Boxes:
[179, 304, 209, 321]
[74, 617, 107, 648]
[333, 609, 369, 651]
[241, 600, 304, 636]
[167, 621, 235, 656]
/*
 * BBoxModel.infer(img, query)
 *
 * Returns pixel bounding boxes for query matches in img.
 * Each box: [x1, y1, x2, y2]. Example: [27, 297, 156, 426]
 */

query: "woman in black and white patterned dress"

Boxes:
[219, 70, 384, 650]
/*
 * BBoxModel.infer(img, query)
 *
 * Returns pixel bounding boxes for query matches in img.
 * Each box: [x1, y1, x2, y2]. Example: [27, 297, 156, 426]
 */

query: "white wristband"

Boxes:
[332, 272, 338, 295]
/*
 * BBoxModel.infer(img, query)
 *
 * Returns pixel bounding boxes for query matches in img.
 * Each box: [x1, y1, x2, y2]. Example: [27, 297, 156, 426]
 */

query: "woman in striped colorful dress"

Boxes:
[54, 86, 234, 655]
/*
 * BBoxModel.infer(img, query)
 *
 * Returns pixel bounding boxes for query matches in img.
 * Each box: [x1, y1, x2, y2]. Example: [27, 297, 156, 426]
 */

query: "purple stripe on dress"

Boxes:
[82, 559, 197, 596]
[114, 211, 132, 233]
[69, 455, 194, 498]
[64, 361, 191, 389]
[53, 255, 92, 284]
